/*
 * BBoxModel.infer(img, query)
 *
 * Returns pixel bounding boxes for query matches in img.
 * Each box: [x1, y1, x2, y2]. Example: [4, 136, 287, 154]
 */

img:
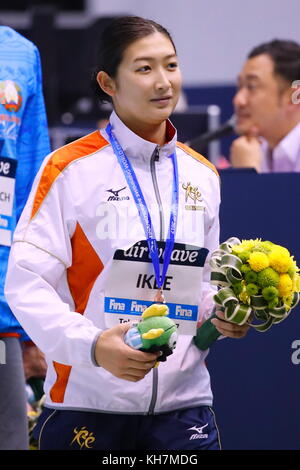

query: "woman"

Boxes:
[5, 16, 248, 450]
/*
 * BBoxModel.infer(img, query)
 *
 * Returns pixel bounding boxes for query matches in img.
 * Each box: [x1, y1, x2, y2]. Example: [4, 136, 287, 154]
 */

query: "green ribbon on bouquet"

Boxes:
[194, 237, 300, 350]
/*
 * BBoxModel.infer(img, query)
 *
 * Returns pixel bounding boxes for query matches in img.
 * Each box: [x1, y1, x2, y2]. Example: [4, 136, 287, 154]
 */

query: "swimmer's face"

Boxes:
[98, 32, 182, 134]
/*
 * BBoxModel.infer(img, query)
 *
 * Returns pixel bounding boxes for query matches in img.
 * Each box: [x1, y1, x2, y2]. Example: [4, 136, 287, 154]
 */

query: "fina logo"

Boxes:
[106, 186, 129, 202]
[188, 423, 208, 440]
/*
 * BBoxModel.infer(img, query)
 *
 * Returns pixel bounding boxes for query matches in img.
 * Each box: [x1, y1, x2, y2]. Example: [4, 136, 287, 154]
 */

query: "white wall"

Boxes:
[86, 0, 300, 86]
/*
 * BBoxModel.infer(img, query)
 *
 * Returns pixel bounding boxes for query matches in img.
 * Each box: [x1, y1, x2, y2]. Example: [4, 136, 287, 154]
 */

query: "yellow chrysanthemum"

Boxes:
[273, 245, 290, 257]
[278, 273, 293, 297]
[236, 281, 250, 304]
[240, 239, 261, 251]
[288, 257, 300, 279]
[261, 241, 274, 250]
[239, 290, 250, 305]
[248, 252, 269, 272]
[283, 294, 294, 310]
[268, 248, 292, 274]
[232, 245, 246, 255]
[293, 274, 300, 292]
[292, 257, 300, 272]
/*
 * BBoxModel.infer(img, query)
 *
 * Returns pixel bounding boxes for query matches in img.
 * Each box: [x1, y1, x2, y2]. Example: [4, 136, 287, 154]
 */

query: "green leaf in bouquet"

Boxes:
[254, 309, 269, 321]
[291, 291, 300, 308]
[221, 253, 242, 272]
[214, 287, 237, 306]
[226, 302, 252, 325]
[269, 303, 290, 318]
[250, 295, 268, 310]
[211, 270, 228, 286]
[226, 268, 243, 284]
[249, 315, 274, 332]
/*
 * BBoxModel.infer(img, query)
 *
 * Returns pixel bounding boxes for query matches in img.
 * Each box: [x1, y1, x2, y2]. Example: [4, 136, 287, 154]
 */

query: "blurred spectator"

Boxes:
[0, 26, 50, 449]
[230, 39, 300, 172]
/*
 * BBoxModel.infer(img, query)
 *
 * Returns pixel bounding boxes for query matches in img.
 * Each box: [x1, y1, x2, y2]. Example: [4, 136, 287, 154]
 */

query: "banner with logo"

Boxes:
[0, 156, 16, 247]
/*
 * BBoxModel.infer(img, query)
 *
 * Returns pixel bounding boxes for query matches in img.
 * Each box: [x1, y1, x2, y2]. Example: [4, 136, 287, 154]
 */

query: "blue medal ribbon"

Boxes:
[105, 123, 179, 292]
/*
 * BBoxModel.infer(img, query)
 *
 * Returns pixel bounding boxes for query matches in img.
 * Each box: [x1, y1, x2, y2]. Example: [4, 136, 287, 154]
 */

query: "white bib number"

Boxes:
[104, 240, 208, 335]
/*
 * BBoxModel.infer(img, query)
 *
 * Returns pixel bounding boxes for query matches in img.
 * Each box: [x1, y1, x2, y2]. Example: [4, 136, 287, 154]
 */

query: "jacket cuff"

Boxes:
[91, 330, 103, 366]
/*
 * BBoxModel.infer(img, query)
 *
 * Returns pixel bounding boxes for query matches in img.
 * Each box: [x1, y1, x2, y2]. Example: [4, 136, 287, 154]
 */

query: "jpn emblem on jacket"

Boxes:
[182, 182, 205, 211]
[70, 426, 95, 449]
[0, 80, 22, 112]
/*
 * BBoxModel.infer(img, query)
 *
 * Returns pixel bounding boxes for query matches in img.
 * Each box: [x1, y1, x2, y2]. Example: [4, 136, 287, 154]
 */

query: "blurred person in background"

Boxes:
[230, 39, 300, 172]
[0, 25, 49, 449]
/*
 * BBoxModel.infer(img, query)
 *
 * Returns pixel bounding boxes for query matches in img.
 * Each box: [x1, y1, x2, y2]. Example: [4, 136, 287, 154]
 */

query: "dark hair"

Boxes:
[248, 39, 300, 85]
[91, 16, 176, 103]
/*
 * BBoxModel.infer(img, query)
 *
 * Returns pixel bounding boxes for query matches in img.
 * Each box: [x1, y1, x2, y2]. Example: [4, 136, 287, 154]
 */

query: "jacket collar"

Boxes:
[104, 110, 177, 162]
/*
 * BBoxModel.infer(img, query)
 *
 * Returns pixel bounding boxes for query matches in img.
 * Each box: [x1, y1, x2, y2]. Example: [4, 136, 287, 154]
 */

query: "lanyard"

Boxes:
[105, 123, 179, 295]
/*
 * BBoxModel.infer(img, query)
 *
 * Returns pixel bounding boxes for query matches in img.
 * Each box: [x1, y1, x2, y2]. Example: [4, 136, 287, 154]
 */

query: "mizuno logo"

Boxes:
[188, 424, 208, 434]
[188, 423, 209, 440]
[106, 186, 129, 201]
[106, 186, 126, 197]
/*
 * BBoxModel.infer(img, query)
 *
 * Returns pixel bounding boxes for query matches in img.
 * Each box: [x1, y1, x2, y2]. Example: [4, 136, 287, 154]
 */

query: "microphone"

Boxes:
[186, 115, 236, 153]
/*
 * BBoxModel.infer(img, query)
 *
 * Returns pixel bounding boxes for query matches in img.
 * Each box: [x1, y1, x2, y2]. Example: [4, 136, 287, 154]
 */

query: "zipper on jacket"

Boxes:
[150, 146, 165, 240]
[148, 146, 164, 414]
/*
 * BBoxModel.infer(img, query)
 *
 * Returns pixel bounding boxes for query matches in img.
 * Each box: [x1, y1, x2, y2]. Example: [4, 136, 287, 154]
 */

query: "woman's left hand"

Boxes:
[211, 310, 250, 339]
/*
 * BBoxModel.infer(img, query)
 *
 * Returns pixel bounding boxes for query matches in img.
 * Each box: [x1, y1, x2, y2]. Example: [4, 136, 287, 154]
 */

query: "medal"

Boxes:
[154, 288, 165, 304]
[106, 123, 179, 306]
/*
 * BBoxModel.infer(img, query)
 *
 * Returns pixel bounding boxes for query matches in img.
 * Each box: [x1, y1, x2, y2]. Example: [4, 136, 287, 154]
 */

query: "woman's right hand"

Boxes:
[94, 323, 160, 382]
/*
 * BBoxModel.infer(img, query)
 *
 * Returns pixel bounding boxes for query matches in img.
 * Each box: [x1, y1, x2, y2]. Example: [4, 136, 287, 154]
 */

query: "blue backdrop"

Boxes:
[206, 169, 300, 450]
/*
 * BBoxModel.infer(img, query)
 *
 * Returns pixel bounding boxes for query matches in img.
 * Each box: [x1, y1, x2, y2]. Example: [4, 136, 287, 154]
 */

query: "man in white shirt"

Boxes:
[230, 39, 300, 172]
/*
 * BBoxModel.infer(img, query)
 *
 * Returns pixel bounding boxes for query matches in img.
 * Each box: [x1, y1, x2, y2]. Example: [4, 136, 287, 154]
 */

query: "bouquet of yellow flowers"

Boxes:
[194, 237, 300, 350]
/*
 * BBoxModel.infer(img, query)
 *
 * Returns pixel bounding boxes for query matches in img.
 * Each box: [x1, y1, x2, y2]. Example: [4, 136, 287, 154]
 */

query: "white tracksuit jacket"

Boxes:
[5, 111, 220, 414]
